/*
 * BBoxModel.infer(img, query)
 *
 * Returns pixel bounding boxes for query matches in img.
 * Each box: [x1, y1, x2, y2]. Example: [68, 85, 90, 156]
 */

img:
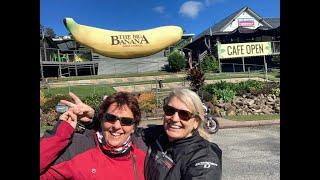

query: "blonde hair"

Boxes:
[165, 88, 209, 140]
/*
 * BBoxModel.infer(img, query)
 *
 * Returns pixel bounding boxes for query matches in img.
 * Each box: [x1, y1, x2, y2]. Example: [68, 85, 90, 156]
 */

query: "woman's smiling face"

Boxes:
[163, 96, 199, 142]
[101, 103, 135, 147]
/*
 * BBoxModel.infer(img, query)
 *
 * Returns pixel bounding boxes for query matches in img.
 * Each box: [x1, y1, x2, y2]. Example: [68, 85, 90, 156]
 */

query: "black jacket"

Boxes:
[139, 125, 222, 180]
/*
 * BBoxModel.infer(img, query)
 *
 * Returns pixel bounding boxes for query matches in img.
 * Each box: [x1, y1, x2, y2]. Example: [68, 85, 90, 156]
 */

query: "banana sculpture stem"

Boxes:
[63, 18, 183, 59]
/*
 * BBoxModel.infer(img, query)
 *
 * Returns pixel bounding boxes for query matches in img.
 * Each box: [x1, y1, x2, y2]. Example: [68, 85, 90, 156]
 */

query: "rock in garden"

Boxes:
[253, 109, 262, 113]
[236, 100, 244, 106]
[213, 106, 222, 117]
[226, 105, 236, 116]
[224, 103, 232, 111]
[226, 109, 236, 116]
[247, 99, 255, 106]
[262, 109, 271, 114]
[216, 103, 225, 108]
[266, 101, 275, 105]
[267, 96, 275, 102]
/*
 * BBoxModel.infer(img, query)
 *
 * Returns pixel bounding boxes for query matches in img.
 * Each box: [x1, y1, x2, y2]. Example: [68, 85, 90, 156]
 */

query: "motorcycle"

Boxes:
[202, 103, 219, 134]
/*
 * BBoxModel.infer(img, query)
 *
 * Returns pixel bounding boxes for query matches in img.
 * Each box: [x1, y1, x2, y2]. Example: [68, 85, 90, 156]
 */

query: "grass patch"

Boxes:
[47, 71, 186, 82]
[227, 114, 280, 121]
[43, 85, 116, 98]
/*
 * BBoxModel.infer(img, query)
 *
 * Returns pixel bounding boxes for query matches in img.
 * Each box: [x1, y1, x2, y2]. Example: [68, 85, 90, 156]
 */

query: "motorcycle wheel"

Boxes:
[204, 118, 219, 134]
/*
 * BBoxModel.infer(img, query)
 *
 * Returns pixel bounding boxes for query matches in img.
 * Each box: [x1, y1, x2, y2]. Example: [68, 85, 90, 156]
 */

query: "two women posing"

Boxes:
[40, 88, 222, 180]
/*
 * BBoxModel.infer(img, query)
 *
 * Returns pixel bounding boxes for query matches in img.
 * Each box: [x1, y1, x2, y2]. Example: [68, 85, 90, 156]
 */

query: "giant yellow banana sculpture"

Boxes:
[63, 18, 183, 59]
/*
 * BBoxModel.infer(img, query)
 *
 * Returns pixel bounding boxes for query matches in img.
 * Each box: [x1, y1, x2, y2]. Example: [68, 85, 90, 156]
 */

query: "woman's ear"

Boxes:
[131, 126, 136, 134]
[193, 118, 201, 129]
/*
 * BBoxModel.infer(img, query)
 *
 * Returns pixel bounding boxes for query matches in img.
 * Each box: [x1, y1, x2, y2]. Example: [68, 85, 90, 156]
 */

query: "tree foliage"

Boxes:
[168, 51, 185, 72]
[200, 55, 219, 73]
[40, 24, 56, 38]
[45, 27, 56, 38]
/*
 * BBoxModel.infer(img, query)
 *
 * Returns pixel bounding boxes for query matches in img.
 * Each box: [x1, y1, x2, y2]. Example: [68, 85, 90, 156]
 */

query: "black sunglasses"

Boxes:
[103, 113, 136, 126]
[163, 105, 195, 121]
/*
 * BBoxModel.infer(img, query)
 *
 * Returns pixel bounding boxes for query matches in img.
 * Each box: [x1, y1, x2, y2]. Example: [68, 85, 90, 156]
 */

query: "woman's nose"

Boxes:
[112, 119, 122, 128]
[171, 112, 180, 122]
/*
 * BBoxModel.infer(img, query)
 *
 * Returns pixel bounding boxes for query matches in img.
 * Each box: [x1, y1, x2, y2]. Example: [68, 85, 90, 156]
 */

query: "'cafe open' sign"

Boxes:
[217, 42, 272, 59]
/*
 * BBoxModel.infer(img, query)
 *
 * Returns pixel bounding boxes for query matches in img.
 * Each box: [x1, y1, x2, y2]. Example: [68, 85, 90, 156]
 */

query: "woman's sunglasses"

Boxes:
[103, 113, 136, 126]
[163, 105, 195, 121]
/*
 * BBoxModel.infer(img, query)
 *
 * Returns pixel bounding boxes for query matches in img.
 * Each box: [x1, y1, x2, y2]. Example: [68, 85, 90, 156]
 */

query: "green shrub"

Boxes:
[41, 109, 58, 126]
[40, 90, 47, 107]
[231, 80, 264, 95]
[214, 81, 235, 90]
[137, 92, 157, 114]
[272, 87, 280, 97]
[252, 81, 279, 95]
[203, 80, 278, 101]
[42, 94, 72, 113]
[82, 94, 104, 109]
[200, 55, 219, 73]
[203, 81, 235, 95]
[215, 89, 235, 102]
[168, 51, 185, 72]
[203, 82, 235, 103]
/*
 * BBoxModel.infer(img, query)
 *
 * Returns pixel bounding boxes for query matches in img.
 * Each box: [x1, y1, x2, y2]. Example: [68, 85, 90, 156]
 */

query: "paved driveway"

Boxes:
[210, 125, 280, 180]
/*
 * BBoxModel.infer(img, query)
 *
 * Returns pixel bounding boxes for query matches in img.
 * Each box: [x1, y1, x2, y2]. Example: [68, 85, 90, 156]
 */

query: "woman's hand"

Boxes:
[60, 92, 95, 123]
[59, 108, 78, 129]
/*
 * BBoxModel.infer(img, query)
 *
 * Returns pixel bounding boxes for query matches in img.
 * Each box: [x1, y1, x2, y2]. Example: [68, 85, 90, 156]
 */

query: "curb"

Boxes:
[219, 119, 280, 129]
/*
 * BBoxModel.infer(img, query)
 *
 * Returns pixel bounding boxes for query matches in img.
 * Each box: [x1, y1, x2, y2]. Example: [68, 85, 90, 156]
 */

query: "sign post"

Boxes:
[264, 55, 268, 81]
[242, 57, 245, 72]
[216, 42, 222, 73]
[218, 56, 222, 73]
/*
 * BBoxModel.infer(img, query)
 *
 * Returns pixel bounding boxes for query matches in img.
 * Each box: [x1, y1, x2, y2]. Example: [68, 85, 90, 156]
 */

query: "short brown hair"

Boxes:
[98, 92, 141, 126]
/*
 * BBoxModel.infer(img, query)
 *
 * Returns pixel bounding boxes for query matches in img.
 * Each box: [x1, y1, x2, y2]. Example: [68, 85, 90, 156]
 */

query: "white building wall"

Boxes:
[222, 11, 263, 32]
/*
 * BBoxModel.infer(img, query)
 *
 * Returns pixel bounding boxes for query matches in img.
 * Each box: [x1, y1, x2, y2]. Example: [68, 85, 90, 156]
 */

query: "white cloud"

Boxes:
[179, 1, 203, 19]
[205, 0, 224, 6]
[153, 6, 165, 14]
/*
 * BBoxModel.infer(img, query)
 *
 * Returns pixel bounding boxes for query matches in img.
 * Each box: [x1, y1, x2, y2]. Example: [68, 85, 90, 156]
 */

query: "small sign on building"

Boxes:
[238, 18, 255, 27]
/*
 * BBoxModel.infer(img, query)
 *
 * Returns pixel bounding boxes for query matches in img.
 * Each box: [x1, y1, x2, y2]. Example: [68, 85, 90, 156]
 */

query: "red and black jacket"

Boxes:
[40, 121, 146, 180]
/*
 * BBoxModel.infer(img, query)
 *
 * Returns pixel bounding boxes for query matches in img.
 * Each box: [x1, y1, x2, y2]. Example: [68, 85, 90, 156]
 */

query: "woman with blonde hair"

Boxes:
[142, 88, 222, 180]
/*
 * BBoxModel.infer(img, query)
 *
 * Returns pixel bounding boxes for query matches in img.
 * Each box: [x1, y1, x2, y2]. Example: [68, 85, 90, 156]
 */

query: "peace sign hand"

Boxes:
[60, 92, 95, 123]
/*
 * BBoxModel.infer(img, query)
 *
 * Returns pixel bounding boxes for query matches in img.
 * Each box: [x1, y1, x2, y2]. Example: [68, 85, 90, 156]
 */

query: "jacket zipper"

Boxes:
[156, 140, 174, 164]
[132, 154, 139, 180]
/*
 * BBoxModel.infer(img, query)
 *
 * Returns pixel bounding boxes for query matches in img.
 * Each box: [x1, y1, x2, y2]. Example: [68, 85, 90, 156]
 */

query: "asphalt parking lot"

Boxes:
[209, 125, 280, 180]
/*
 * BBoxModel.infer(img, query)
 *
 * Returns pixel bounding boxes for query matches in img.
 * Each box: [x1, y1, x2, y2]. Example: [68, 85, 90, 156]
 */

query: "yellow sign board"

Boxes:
[217, 42, 272, 59]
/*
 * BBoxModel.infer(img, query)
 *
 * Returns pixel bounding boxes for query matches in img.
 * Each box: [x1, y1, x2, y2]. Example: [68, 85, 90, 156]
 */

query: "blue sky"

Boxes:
[40, 0, 280, 37]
